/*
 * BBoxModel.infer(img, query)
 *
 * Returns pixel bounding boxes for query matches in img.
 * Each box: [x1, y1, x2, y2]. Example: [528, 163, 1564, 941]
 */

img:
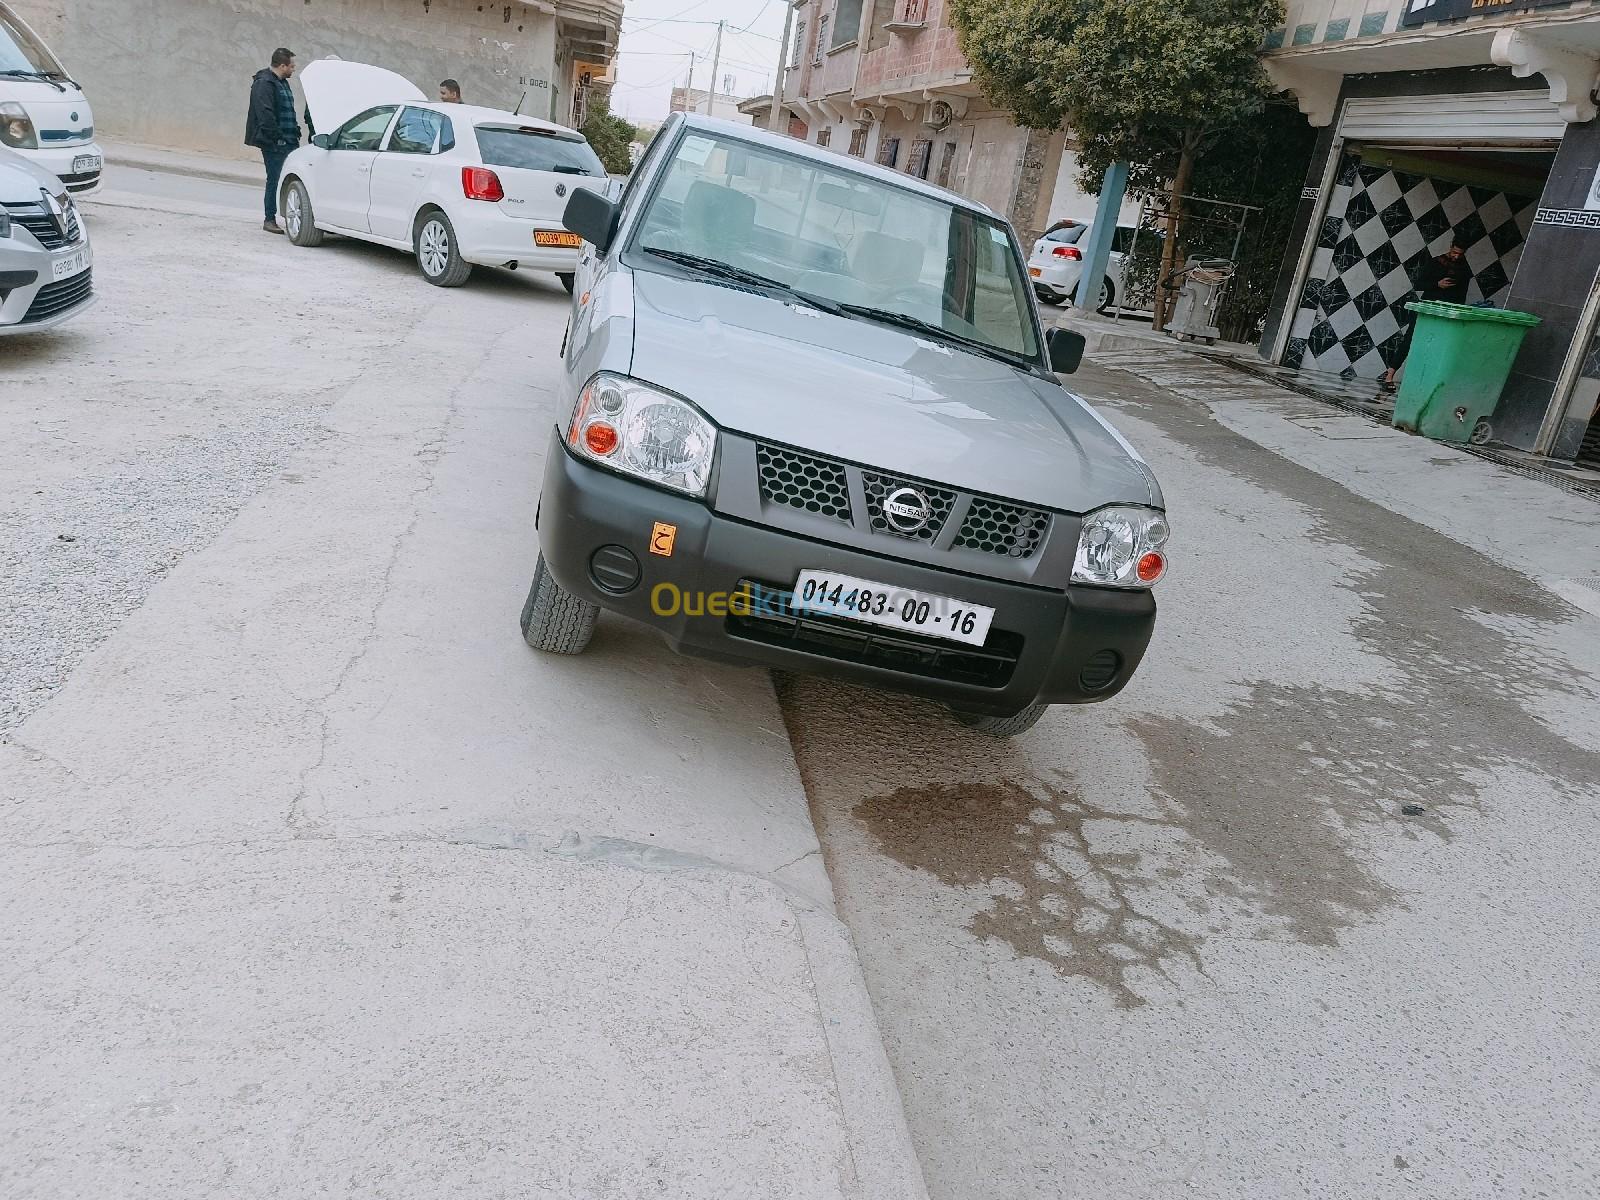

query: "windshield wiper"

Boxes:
[0, 69, 68, 91]
[834, 303, 1029, 368]
[640, 246, 844, 316]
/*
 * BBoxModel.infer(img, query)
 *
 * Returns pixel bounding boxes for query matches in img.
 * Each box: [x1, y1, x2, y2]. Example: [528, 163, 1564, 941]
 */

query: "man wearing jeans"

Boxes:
[244, 48, 301, 234]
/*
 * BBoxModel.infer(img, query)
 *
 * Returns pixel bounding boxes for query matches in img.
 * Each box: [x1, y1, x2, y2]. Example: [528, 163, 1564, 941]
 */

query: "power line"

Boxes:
[622, 0, 717, 35]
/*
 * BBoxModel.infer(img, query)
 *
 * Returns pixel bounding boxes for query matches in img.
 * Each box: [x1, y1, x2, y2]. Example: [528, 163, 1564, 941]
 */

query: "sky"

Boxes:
[610, 0, 791, 123]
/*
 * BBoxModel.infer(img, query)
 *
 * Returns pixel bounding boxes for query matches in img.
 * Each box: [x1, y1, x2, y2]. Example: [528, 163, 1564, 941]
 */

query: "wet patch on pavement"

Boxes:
[780, 359, 1600, 1009]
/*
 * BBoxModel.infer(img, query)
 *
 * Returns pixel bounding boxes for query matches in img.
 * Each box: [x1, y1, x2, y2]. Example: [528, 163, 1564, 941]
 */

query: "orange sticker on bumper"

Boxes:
[650, 522, 677, 556]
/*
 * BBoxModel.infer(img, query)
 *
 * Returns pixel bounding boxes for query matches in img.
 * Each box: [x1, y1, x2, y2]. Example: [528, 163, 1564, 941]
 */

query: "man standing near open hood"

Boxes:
[245, 48, 301, 234]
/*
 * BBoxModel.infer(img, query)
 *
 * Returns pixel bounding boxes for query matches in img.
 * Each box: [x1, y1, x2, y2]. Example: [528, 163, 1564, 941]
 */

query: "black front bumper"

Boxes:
[536, 434, 1156, 716]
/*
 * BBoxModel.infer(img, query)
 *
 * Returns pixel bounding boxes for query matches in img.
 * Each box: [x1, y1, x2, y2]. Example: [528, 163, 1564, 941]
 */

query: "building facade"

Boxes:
[12, 0, 622, 158]
[670, 87, 754, 124]
[768, 0, 1101, 246]
[1262, 0, 1600, 464]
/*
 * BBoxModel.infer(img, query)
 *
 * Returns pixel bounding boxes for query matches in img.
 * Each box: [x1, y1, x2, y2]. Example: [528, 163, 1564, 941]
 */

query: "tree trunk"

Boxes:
[1153, 135, 1198, 333]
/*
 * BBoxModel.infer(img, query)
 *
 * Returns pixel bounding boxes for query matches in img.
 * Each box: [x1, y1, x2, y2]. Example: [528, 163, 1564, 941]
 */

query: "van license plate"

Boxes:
[73, 154, 102, 174]
[52, 250, 87, 281]
[793, 570, 994, 647]
[534, 230, 582, 247]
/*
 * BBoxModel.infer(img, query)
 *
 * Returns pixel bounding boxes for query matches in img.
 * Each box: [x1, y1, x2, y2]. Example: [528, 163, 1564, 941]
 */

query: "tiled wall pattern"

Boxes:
[1284, 155, 1539, 377]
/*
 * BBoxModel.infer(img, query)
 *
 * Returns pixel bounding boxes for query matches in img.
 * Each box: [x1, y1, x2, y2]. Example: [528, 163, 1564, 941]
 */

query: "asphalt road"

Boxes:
[779, 358, 1600, 1198]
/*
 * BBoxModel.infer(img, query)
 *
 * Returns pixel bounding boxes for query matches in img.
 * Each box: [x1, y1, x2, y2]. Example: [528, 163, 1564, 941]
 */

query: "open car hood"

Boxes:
[299, 59, 425, 136]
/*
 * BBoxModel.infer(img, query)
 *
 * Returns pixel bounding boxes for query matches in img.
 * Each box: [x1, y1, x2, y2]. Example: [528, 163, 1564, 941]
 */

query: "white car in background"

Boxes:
[1026, 220, 1139, 311]
[0, 144, 93, 334]
[279, 59, 609, 291]
[0, 3, 103, 195]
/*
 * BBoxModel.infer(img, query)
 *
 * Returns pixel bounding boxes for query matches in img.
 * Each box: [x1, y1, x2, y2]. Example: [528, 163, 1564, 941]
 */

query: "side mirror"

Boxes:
[563, 187, 619, 253]
[311, 133, 332, 150]
[1046, 326, 1086, 375]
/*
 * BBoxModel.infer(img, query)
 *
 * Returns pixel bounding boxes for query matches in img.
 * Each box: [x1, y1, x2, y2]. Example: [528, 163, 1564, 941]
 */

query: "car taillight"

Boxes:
[462, 166, 504, 202]
[1052, 245, 1082, 260]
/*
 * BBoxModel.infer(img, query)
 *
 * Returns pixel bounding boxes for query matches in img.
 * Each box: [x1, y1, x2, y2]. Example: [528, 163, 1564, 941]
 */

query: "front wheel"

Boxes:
[414, 210, 473, 287]
[519, 553, 598, 654]
[557, 272, 576, 294]
[283, 180, 323, 247]
[952, 701, 1048, 738]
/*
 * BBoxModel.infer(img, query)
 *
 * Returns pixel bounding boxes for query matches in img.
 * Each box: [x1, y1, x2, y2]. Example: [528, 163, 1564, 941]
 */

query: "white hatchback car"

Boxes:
[279, 60, 609, 290]
[1026, 220, 1137, 311]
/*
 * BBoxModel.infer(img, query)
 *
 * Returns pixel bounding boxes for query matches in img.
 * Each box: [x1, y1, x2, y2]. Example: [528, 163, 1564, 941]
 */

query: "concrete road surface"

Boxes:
[4, 167, 1599, 1200]
[781, 352, 1600, 1199]
[1, 178, 924, 1198]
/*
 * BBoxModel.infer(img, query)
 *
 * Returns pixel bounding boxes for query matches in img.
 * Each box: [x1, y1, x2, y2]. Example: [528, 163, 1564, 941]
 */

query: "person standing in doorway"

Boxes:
[439, 79, 462, 103]
[1380, 240, 1471, 391]
[245, 48, 301, 234]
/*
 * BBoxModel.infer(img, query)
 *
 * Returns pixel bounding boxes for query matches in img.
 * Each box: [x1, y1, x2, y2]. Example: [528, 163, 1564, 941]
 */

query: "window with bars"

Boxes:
[901, 0, 927, 22]
[848, 126, 868, 157]
[791, 20, 806, 67]
[816, 128, 831, 148]
[813, 14, 829, 63]
[876, 136, 900, 169]
[907, 138, 931, 179]
[935, 140, 957, 187]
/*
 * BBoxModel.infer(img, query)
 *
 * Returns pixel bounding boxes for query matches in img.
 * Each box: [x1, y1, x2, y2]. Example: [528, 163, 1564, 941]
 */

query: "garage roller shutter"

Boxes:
[1339, 90, 1564, 142]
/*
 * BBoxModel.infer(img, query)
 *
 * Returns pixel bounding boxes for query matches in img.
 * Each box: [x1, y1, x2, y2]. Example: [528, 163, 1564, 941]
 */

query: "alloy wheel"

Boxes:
[284, 189, 301, 237]
[421, 220, 450, 278]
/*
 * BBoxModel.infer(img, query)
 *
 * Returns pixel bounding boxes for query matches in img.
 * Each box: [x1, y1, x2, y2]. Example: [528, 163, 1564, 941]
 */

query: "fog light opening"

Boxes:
[589, 544, 641, 594]
[1079, 649, 1122, 692]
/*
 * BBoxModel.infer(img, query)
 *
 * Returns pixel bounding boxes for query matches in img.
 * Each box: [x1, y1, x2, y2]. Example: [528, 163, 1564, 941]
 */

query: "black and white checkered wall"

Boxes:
[1284, 155, 1539, 378]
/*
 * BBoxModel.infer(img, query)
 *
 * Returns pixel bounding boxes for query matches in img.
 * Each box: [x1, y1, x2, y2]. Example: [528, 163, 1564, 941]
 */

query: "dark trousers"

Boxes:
[261, 146, 290, 221]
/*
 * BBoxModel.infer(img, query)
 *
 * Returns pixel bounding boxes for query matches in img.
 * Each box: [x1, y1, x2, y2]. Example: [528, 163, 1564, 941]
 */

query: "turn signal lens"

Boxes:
[584, 421, 619, 456]
[461, 166, 504, 202]
[1137, 552, 1166, 583]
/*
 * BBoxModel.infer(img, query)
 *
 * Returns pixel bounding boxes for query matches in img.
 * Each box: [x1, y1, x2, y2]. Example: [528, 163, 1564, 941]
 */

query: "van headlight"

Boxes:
[566, 373, 717, 497]
[1072, 505, 1169, 588]
[0, 102, 38, 149]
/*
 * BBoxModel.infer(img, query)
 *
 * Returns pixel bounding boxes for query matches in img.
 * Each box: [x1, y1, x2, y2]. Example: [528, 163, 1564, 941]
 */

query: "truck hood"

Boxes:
[298, 58, 425, 136]
[626, 271, 1160, 513]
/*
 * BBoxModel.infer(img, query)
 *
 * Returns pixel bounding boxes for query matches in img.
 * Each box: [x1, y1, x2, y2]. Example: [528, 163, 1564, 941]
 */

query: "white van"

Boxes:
[0, 4, 102, 195]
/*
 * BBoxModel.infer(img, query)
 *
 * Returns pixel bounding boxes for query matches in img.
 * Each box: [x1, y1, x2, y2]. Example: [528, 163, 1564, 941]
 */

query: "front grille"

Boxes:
[863, 472, 955, 542]
[22, 268, 93, 324]
[955, 497, 1051, 559]
[727, 579, 1022, 688]
[40, 127, 94, 143]
[756, 443, 852, 522]
[4, 204, 81, 250]
[61, 171, 100, 192]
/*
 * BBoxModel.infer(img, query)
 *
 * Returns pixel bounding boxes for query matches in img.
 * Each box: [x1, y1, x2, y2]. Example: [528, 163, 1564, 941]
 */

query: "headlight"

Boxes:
[0, 102, 38, 149]
[566, 373, 717, 497]
[1072, 505, 1170, 588]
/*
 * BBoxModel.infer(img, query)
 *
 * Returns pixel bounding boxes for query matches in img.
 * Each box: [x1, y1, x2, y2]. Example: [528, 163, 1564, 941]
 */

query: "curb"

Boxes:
[103, 144, 260, 189]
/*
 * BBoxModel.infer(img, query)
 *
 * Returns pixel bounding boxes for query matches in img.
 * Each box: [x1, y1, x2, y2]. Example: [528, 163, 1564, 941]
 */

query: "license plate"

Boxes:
[52, 249, 87, 281]
[534, 230, 582, 248]
[793, 570, 995, 647]
[1028, 266, 1041, 277]
[73, 153, 101, 174]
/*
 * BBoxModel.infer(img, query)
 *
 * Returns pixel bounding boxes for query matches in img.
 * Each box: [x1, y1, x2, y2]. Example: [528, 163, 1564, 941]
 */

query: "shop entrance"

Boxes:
[1284, 144, 1555, 379]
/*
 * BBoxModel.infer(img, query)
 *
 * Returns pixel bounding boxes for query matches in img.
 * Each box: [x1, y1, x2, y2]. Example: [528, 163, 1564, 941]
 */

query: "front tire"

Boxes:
[283, 179, 323, 247]
[558, 271, 576, 294]
[953, 701, 1048, 738]
[519, 553, 599, 654]
[414, 209, 473, 287]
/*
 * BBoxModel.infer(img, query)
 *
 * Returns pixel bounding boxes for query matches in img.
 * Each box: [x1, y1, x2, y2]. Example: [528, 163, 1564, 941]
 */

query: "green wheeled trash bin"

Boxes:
[1392, 301, 1539, 444]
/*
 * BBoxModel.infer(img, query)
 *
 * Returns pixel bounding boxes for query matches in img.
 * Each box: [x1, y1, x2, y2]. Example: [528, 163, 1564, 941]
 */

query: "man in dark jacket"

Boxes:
[245, 48, 300, 234]
[1380, 240, 1470, 390]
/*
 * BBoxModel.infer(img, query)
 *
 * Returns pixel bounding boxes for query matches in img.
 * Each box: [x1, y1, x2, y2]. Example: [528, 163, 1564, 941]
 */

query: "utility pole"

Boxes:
[686, 51, 695, 112]
[768, 5, 793, 132]
[708, 19, 724, 120]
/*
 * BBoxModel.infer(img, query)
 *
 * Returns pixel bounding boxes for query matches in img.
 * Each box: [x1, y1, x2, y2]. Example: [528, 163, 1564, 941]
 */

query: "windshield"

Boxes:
[1045, 225, 1087, 244]
[0, 10, 64, 75]
[476, 126, 605, 176]
[631, 130, 1041, 362]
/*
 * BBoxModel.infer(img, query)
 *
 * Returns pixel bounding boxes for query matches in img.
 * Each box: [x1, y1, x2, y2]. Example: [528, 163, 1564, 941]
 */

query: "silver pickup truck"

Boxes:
[520, 113, 1168, 737]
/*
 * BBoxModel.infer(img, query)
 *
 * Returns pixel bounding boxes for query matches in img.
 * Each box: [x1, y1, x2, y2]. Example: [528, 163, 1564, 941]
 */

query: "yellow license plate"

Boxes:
[535, 230, 583, 248]
[1028, 266, 1041, 278]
